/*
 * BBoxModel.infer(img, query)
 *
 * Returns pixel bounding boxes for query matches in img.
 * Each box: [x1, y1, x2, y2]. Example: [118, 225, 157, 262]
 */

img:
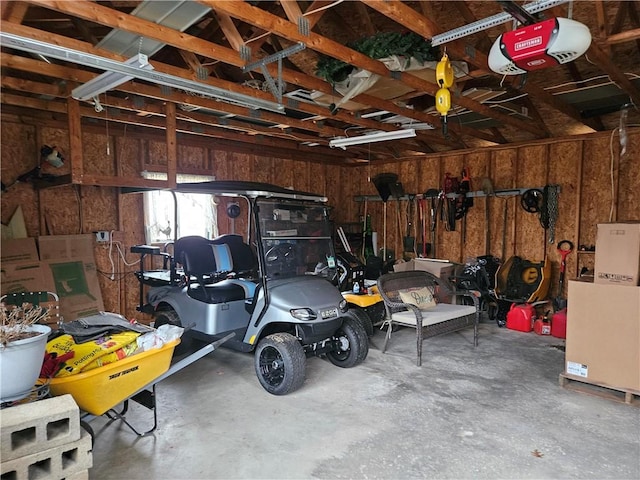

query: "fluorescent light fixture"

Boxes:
[0, 32, 285, 113]
[72, 53, 153, 101]
[329, 129, 416, 150]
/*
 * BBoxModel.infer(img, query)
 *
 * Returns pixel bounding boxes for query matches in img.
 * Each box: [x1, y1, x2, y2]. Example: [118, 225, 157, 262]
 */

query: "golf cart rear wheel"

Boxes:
[255, 333, 306, 395]
[327, 317, 368, 368]
[346, 306, 374, 337]
[154, 309, 191, 355]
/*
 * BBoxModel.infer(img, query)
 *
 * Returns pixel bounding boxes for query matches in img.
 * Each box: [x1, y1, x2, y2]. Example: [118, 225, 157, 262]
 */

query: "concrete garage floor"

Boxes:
[89, 322, 640, 480]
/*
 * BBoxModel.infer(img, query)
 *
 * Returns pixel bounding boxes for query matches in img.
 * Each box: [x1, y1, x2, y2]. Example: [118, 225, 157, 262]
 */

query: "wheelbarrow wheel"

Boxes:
[154, 308, 192, 355]
[255, 333, 306, 395]
[327, 316, 368, 368]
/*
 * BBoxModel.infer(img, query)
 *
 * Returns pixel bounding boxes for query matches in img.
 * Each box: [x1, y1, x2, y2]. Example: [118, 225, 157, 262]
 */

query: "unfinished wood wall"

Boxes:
[1, 116, 638, 320]
[1, 118, 336, 321]
[333, 128, 640, 297]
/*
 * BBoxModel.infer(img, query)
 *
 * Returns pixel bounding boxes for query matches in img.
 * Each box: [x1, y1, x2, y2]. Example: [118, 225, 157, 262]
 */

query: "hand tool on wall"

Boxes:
[417, 198, 426, 257]
[404, 195, 416, 255]
[480, 177, 495, 255]
[443, 172, 459, 231]
[361, 198, 368, 260]
[363, 213, 374, 261]
[396, 197, 402, 259]
[457, 168, 472, 242]
[554, 240, 574, 310]
[425, 188, 439, 258]
[392, 182, 404, 260]
[372, 173, 400, 263]
[501, 199, 509, 261]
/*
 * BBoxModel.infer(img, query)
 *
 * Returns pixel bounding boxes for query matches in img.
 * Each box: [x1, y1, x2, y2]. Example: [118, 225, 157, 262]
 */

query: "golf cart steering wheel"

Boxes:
[265, 243, 297, 274]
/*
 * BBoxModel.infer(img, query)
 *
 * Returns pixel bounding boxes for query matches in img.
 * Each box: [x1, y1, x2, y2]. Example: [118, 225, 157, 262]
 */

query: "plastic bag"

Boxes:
[136, 324, 184, 352]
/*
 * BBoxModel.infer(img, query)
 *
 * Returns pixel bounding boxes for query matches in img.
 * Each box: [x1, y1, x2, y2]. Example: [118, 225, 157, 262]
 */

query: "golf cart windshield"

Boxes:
[257, 199, 336, 279]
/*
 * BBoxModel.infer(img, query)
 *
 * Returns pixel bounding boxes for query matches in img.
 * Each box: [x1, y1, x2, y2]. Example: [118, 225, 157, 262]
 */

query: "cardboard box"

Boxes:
[565, 280, 640, 391]
[594, 222, 640, 286]
[0, 261, 56, 296]
[38, 235, 104, 321]
[393, 258, 456, 280]
[393, 258, 456, 303]
[1, 238, 39, 265]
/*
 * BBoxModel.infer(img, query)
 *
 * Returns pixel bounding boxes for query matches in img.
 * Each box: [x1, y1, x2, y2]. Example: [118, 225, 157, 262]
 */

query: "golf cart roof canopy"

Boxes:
[121, 180, 327, 203]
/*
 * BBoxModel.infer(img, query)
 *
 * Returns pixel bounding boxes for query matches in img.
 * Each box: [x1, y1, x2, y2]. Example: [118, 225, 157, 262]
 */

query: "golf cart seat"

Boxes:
[211, 234, 258, 277]
[175, 236, 246, 304]
[210, 243, 258, 299]
[175, 235, 258, 303]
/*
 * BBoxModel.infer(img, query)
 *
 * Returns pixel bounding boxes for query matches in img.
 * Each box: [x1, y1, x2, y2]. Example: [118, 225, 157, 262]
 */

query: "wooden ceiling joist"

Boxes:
[1, 0, 637, 165]
[204, 0, 547, 139]
[361, 0, 603, 133]
[16, 1, 464, 151]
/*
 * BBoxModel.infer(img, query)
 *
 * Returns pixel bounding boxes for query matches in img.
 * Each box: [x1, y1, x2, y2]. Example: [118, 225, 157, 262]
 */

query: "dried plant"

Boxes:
[0, 303, 51, 347]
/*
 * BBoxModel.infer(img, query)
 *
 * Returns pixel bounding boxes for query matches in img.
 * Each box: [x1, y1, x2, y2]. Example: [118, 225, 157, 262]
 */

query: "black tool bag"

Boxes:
[61, 312, 155, 343]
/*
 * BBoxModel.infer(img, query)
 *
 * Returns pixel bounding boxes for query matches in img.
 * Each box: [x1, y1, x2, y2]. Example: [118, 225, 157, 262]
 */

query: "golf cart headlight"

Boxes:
[290, 308, 317, 321]
[339, 299, 348, 313]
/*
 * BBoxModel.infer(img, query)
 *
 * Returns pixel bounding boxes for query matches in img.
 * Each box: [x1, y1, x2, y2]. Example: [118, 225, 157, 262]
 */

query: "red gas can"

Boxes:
[533, 318, 551, 335]
[506, 303, 534, 332]
[551, 308, 567, 339]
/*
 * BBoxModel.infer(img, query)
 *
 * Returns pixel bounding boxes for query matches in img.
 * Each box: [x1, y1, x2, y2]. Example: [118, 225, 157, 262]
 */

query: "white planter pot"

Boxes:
[0, 324, 51, 402]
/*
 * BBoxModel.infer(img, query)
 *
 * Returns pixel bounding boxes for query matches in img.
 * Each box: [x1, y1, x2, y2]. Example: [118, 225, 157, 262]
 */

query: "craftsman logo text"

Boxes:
[515, 36, 542, 51]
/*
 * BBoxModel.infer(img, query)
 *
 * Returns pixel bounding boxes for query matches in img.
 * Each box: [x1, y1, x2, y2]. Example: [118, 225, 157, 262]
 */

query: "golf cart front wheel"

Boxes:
[255, 333, 306, 395]
[345, 306, 374, 337]
[327, 317, 369, 368]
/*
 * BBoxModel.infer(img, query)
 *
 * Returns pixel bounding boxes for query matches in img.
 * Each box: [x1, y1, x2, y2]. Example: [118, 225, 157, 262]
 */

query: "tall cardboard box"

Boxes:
[565, 280, 640, 391]
[38, 235, 104, 321]
[594, 222, 640, 286]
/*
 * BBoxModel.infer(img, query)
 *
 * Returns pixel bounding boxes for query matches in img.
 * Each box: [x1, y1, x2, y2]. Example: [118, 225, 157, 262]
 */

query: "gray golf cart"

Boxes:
[129, 181, 368, 395]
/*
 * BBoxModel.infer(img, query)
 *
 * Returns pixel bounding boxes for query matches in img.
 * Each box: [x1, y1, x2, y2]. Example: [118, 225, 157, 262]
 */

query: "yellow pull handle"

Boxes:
[435, 87, 451, 116]
[436, 53, 454, 88]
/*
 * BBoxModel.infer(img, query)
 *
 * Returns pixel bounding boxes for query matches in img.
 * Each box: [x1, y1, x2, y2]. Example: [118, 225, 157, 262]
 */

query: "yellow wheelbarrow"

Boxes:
[44, 333, 234, 437]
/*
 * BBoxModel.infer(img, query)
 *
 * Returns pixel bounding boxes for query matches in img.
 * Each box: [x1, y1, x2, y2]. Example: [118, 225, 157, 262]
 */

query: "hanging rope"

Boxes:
[544, 185, 560, 244]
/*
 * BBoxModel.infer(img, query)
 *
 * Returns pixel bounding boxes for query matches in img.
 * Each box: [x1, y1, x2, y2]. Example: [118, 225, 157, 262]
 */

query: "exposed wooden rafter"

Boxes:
[19, 0, 468, 152]
[0, 0, 637, 166]
[361, 0, 603, 133]
[205, 0, 548, 139]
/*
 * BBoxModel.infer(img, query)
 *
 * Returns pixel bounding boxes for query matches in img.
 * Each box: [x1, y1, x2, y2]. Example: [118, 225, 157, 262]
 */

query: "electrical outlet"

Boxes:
[95, 231, 110, 242]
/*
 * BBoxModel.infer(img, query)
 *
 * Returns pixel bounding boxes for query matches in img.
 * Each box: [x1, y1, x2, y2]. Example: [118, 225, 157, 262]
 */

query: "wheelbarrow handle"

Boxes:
[137, 332, 235, 392]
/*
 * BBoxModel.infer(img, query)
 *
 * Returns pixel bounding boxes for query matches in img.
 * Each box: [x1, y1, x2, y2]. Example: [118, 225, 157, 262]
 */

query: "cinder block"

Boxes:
[1, 395, 80, 462]
[0, 428, 92, 480]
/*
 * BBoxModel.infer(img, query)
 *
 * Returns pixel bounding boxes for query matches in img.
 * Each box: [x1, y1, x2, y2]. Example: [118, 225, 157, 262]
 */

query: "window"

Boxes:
[142, 172, 218, 244]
